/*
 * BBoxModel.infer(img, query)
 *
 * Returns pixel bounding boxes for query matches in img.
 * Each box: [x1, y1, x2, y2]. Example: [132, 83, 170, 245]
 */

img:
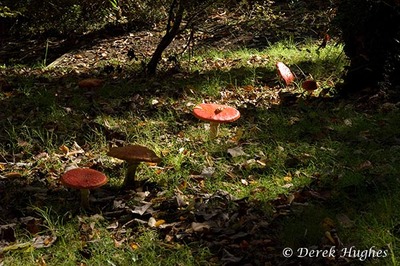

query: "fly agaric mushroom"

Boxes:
[60, 168, 108, 209]
[107, 145, 161, 189]
[302, 80, 318, 95]
[193, 103, 240, 139]
[276, 62, 295, 85]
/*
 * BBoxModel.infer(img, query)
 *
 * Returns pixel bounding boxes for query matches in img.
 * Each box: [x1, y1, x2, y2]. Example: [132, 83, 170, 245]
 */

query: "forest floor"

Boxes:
[1, 1, 400, 265]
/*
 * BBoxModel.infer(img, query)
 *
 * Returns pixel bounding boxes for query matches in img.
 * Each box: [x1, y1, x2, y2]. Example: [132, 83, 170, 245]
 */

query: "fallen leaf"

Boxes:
[344, 119, 352, 126]
[20, 216, 41, 235]
[17, 139, 30, 147]
[32, 235, 57, 249]
[221, 249, 243, 263]
[191, 222, 211, 232]
[201, 167, 215, 178]
[0, 224, 16, 242]
[356, 160, 373, 171]
[4, 172, 22, 179]
[324, 231, 335, 245]
[227, 146, 247, 157]
[132, 202, 152, 216]
[281, 183, 293, 188]
[59, 145, 69, 154]
[287, 193, 295, 204]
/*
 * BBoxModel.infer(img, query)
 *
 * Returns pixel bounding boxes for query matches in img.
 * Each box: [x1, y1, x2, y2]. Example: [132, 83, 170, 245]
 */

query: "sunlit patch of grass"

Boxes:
[188, 38, 347, 98]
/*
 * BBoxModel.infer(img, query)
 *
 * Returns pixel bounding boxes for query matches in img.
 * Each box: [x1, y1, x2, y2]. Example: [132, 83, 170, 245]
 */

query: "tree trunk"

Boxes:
[147, 0, 185, 75]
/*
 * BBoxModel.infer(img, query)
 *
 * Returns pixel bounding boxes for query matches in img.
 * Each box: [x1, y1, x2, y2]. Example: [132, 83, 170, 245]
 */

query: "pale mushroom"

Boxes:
[107, 145, 161, 189]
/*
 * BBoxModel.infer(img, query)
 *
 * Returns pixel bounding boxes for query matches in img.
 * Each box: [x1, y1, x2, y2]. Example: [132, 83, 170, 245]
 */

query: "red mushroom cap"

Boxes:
[61, 168, 107, 190]
[302, 80, 318, 92]
[193, 103, 240, 123]
[276, 62, 295, 85]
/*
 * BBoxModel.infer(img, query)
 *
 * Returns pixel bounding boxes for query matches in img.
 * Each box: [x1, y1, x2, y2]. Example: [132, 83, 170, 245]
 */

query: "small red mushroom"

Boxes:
[302, 80, 318, 95]
[276, 62, 295, 85]
[78, 78, 104, 89]
[61, 168, 108, 209]
[193, 103, 240, 139]
[78, 78, 104, 100]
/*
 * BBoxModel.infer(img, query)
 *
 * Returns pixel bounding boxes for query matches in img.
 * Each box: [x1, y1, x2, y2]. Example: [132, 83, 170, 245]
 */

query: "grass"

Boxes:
[1, 39, 400, 265]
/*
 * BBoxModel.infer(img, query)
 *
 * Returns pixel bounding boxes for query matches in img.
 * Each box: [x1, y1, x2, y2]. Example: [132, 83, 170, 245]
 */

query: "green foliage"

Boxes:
[0, 0, 170, 36]
[0, 5, 21, 18]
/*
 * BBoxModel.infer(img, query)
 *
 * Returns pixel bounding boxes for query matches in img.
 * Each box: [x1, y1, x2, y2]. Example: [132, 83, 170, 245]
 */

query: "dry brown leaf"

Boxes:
[59, 145, 69, 155]
[32, 235, 57, 248]
[4, 172, 22, 179]
[287, 194, 295, 204]
[243, 85, 254, 91]
[357, 160, 373, 171]
[113, 238, 125, 248]
[324, 231, 336, 245]
[191, 222, 211, 232]
[227, 146, 247, 157]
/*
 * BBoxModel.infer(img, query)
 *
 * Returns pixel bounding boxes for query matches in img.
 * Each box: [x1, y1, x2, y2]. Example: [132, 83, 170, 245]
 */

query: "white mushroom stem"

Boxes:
[209, 122, 220, 140]
[123, 162, 140, 189]
[80, 189, 90, 209]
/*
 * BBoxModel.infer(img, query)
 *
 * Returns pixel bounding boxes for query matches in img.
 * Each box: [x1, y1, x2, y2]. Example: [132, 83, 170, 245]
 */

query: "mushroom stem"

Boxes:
[80, 189, 90, 209]
[123, 162, 140, 189]
[209, 122, 220, 139]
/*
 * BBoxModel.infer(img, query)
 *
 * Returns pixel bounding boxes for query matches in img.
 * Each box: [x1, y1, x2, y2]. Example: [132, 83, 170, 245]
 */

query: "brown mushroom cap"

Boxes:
[78, 78, 104, 89]
[302, 80, 318, 92]
[107, 145, 161, 164]
[61, 168, 108, 190]
[193, 103, 240, 123]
